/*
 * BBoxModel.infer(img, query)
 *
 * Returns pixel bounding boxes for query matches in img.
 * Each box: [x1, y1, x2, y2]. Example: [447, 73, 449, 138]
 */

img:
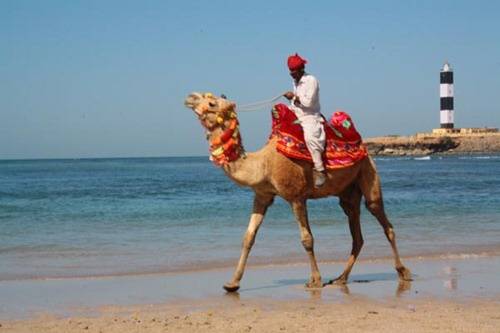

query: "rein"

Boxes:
[196, 92, 283, 166]
[237, 94, 283, 112]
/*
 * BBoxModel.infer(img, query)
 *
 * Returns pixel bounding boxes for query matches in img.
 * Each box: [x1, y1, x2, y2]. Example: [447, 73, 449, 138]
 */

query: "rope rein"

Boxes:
[237, 94, 284, 112]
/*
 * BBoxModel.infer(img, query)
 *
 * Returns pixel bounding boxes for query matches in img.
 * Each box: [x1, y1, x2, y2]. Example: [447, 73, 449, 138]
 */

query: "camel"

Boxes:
[184, 92, 411, 292]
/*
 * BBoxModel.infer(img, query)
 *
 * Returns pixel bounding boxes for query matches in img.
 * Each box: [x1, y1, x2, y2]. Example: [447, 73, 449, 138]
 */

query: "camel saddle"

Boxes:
[270, 103, 368, 169]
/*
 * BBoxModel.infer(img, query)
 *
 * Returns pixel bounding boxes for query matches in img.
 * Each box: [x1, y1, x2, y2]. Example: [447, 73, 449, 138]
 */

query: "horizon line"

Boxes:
[0, 155, 209, 162]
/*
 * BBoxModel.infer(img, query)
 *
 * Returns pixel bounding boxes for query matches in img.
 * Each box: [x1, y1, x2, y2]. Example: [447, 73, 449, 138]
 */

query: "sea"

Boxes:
[1, 155, 499, 281]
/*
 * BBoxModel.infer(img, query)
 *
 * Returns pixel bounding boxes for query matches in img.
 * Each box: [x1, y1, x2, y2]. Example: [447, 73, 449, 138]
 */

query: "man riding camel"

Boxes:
[283, 53, 326, 187]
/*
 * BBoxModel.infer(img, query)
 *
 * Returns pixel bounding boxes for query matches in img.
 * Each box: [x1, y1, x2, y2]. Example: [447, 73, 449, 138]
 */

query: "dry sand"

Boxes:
[2, 297, 500, 333]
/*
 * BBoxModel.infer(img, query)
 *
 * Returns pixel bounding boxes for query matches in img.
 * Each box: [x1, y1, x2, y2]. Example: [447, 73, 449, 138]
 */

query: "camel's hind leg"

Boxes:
[358, 158, 412, 281]
[224, 193, 275, 292]
[329, 185, 363, 285]
[291, 200, 322, 288]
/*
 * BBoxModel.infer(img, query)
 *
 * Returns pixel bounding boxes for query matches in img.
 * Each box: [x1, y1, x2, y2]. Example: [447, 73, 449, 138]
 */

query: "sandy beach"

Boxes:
[3, 297, 500, 333]
[2, 256, 500, 332]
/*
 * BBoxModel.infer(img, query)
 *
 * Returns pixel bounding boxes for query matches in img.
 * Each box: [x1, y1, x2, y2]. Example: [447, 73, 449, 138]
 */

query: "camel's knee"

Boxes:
[385, 227, 396, 242]
[301, 234, 314, 252]
[365, 200, 382, 215]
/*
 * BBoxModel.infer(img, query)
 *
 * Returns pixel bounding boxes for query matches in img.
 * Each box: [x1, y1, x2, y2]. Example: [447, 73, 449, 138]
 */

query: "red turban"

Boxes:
[287, 53, 307, 71]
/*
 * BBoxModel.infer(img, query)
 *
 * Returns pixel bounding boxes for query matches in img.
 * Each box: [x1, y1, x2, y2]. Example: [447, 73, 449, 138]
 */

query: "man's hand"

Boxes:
[283, 91, 295, 100]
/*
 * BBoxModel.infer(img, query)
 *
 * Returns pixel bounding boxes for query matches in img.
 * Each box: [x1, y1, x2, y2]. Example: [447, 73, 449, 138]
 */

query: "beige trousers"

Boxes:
[301, 119, 326, 172]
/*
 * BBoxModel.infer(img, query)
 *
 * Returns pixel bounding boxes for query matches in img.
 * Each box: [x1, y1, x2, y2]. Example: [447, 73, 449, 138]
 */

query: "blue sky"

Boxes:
[1, 0, 499, 159]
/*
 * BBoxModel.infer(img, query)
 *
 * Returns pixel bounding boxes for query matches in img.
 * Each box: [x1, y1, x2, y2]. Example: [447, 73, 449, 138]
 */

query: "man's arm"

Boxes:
[283, 91, 294, 100]
[283, 91, 302, 105]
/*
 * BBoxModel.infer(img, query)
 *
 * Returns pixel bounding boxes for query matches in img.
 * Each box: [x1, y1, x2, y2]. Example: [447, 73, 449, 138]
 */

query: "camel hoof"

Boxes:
[305, 279, 323, 289]
[397, 266, 412, 281]
[324, 275, 348, 286]
[332, 278, 348, 285]
[223, 282, 240, 293]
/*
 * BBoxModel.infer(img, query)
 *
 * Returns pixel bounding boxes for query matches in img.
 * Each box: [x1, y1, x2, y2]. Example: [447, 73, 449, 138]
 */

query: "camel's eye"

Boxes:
[209, 101, 217, 107]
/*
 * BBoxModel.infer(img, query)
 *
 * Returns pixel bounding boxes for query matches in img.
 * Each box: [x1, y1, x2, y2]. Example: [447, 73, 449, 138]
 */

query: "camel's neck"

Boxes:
[206, 116, 266, 187]
[222, 151, 266, 187]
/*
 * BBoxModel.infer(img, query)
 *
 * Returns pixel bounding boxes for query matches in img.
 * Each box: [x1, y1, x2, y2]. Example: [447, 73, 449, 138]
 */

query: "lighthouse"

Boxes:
[440, 62, 454, 128]
[424, 61, 498, 137]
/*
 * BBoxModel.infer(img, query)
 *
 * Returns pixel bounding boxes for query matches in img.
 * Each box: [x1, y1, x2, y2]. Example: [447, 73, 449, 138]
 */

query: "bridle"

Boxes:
[192, 94, 244, 166]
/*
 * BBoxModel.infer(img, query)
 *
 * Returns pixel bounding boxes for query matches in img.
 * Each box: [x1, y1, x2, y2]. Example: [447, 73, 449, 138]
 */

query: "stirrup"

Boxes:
[314, 171, 326, 188]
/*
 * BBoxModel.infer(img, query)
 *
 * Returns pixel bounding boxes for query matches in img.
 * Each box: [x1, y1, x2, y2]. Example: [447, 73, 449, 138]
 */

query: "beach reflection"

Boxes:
[321, 272, 413, 298]
[396, 280, 412, 296]
[306, 288, 323, 300]
[224, 291, 241, 301]
[444, 278, 458, 290]
[324, 280, 411, 298]
[442, 266, 458, 291]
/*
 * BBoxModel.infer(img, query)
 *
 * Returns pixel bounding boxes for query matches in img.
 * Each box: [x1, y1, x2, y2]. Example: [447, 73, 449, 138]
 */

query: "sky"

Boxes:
[1, 0, 499, 159]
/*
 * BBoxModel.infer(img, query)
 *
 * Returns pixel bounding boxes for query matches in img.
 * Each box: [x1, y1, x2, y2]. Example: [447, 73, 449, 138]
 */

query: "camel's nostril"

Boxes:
[185, 92, 203, 108]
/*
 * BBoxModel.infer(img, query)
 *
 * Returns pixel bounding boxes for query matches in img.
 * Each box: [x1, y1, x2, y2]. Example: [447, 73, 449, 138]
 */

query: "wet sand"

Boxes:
[1, 256, 500, 332]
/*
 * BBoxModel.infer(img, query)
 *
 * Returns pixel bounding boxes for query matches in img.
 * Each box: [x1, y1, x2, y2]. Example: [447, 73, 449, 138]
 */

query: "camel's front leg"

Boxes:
[223, 194, 274, 292]
[291, 200, 322, 289]
[330, 186, 363, 285]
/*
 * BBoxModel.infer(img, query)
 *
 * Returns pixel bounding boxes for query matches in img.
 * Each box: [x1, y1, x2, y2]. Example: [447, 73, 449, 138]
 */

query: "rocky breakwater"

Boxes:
[364, 134, 500, 156]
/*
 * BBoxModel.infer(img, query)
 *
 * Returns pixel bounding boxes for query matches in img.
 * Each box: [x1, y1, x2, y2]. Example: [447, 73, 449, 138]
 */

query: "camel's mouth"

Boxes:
[184, 92, 204, 116]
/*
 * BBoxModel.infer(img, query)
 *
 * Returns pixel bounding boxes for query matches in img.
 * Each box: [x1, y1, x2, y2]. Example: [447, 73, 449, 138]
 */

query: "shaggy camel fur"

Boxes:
[184, 92, 411, 292]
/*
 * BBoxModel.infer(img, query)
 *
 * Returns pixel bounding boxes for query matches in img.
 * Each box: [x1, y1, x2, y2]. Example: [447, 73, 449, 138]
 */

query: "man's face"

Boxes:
[289, 67, 304, 82]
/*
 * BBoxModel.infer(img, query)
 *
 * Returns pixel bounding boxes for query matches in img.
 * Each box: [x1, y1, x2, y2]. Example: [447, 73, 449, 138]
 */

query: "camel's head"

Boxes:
[184, 92, 243, 166]
[184, 92, 237, 131]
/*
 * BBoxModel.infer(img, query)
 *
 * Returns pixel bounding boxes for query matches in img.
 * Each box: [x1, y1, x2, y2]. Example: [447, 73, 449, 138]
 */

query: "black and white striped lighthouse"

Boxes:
[440, 62, 454, 129]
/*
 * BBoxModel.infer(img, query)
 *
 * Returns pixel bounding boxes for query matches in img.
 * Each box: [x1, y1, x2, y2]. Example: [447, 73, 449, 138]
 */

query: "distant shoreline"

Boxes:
[364, 133, 500, 156]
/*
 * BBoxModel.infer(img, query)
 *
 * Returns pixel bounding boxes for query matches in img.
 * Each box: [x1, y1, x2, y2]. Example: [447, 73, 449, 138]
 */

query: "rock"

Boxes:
[365, 134, 500, 156]
[383, 148, 394, 154]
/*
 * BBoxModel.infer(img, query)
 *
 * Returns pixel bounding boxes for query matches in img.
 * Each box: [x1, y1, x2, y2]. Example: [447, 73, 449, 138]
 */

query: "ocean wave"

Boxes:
[373, 157, 413, 161]
[458, 155, 500, 160]
[3, 248, 500, 282]
[414, 156, 431, 161]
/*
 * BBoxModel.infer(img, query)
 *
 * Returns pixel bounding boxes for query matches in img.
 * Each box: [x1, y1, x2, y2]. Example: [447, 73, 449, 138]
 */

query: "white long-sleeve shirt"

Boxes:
[291, 73, 322, 123]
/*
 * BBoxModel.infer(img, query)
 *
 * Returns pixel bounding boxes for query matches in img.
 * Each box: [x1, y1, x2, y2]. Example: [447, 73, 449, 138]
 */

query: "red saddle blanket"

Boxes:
[270, 103, 368, 169]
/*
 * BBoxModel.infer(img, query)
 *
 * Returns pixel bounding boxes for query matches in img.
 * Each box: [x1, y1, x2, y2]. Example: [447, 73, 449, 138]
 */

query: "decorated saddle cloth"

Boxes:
[270, 103, 368, 169]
